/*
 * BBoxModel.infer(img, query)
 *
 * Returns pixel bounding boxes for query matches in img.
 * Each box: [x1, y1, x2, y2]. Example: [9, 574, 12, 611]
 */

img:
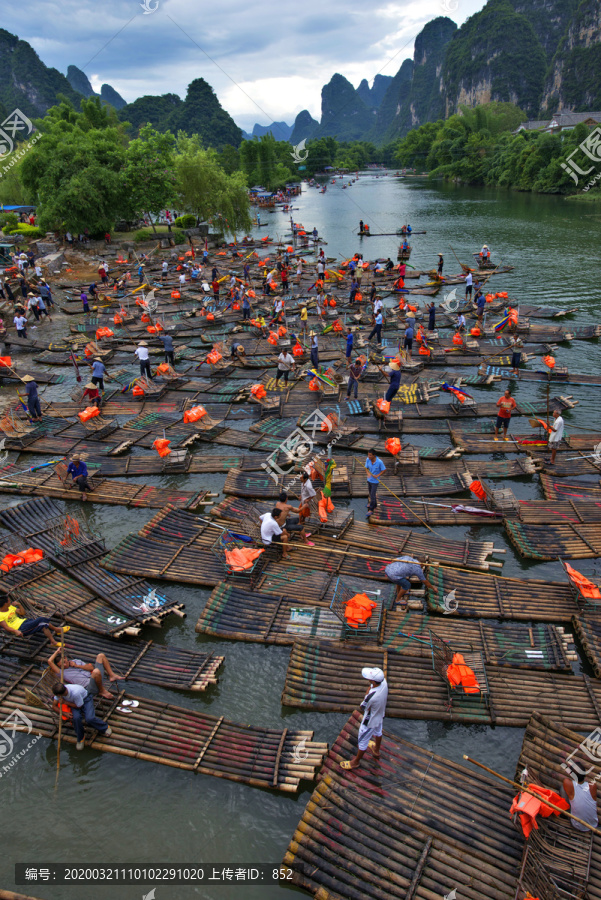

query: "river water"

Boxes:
[2, 174, 601, 900]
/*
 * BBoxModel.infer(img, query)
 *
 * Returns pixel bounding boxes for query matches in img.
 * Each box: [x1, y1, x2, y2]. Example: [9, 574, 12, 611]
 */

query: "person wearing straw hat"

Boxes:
[67, 453, 91, 501]
[340, 666, 388, 770]
[90, 357, 108, 391]
[135, 341, 152, 379]
[82, 381, 102, 409]
[384, 359, 402, 403]
[22, 375, 42, 421]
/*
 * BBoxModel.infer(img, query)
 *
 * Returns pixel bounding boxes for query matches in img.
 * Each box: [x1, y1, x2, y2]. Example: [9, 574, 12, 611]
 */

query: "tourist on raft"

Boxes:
[48, 648, 123, 700]
[52, 681, 112, 751]
[340, 667, 388, 771]
[494, 388, 517, 441]
[0, 596, 68, 647]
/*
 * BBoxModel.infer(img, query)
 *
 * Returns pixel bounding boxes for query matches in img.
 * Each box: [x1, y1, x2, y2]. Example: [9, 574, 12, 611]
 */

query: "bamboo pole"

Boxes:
[462, 754, 601, 836]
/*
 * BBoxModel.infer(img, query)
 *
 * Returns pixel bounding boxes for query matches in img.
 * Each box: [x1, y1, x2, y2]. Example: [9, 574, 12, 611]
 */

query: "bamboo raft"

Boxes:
[572, 615, 601, 679]
[426, 563, 580, 621]
[2, 623, 223, 691]
[196, 583, 573, 666]
[283, 710, 522, 900]
[0, 665, 326, 793]
[0, 499, 185, 629]
[541, 474, 601, 501]
[515, 711, 601, 900]
[0, 467, 208, 509]
[370, 498, 601, 528]
[506, 520, 601, 559]
[281, 641, 601, 729]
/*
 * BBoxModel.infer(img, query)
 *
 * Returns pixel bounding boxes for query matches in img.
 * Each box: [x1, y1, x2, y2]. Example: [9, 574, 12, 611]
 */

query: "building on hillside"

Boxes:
[514, 112, 601, 135]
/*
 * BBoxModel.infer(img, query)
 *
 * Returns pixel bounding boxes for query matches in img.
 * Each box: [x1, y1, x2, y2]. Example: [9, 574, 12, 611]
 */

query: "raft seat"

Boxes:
[429, 629, 490, 713]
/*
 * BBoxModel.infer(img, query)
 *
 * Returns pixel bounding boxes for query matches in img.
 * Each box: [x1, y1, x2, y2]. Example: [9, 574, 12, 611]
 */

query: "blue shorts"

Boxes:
[388, 576, 411, 589]
[19, 616, 51, 635]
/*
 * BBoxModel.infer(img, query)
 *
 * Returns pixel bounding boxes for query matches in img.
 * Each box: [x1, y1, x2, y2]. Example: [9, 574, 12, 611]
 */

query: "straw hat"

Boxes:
[72, 453, 81, 461]
[85, 381, 96, 389]
[389, 361, 401, 371]
[27, 292, 34, 297]
[138, 341, 148, 346]
[483, 244, 488, 248]
[21, 375, 34, 382]
[94, 356, 102, 362]
[309, 330, 316, 337]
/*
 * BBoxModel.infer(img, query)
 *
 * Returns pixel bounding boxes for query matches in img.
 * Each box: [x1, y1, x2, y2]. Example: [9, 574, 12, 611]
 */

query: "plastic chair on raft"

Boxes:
[329, 576, 383, 642]
[429, 629, 490, 714]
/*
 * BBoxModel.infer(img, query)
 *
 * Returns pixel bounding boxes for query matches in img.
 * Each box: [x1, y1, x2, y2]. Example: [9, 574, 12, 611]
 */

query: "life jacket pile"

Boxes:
[78, 406, 100, 423]
[183, 406, 207, 423]
[152, 438, 171, 458]
[385, 437, 402, 455]
[250, 384, 267, 400]
[446, 653, 480, 693]
[318, 492, 335, 523]
[344, 592, 377, 628]
[224, 546, 264, 572]
[565, 563, 601, 599]
[0, 548, 44, 572]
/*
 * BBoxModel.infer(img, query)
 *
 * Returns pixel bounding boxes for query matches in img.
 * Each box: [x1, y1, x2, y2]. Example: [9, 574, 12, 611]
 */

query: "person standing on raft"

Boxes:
[340, 667, 388, 770]
[548, 408, 565, 464]
[494, 389, 516, 441]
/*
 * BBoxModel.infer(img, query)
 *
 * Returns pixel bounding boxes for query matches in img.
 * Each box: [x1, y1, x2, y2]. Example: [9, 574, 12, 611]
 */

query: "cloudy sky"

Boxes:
[5, 0, 485, 131]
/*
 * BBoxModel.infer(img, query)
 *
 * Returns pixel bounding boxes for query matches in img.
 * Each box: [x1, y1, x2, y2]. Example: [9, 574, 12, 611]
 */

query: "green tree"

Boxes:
[20, 97, 129, 234]
[122, 124, 177, 233]
[174, 135, 251, 236]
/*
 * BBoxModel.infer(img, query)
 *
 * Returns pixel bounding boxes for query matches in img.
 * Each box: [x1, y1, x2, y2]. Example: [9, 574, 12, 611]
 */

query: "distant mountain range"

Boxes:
[2, 0, 600, 152]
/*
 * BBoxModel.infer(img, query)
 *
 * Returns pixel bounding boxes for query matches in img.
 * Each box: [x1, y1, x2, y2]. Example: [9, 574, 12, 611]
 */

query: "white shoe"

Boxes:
[76, 740, 84, 751]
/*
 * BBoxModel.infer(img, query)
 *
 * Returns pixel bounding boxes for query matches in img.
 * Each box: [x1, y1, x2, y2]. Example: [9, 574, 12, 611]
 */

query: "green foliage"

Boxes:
[20, 97, 130, 233]
[9, 223, 43, 237]
[175, 135, 252, 236]
[122, 124, 177, 230]
[172, 230, 187, 245]
[174, 214, 196, 229]
[0, 212, 18, 231]
[217, 144, 241, 175]
[239, 134, 296, 190]
[392, 101, 591, 194]
[134, 229, 155, 242]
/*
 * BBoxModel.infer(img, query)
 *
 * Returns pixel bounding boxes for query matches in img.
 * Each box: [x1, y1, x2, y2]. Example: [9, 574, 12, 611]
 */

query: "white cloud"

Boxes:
[4, 0, 487, 130]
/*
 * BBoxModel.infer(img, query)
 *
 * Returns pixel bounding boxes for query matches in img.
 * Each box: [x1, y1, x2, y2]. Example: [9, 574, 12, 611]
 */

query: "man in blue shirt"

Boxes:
[345, 328, 354, 366]
[404, 322, 414, 359]
[22, 375, 42, 421]
[476, 290, 486, 321]
[137, 264, 145, 284]
[160, 333, 175, 366]
[67, 454, 91, 501]
[90, 358, 108, 390]
[428, 302, 436, 331]
[368, 311, 383, 346]
[385, 360, 402, 403]
[365, 449, 385, 514]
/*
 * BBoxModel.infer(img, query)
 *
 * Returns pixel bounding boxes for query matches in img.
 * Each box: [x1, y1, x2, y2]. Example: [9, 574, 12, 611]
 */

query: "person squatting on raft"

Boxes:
[562, 770, 599, 832]
[275, 492, 314, 546]
[68, 453, 91, 501]
[384, 555, 435, 606]
[340, 667, 388, 770]
[52, 681, 112, 751]
[259, 508, 290, 558]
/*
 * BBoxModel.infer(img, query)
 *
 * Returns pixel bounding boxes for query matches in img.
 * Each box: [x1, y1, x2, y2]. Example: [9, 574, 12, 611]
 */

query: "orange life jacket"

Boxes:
[344, 592, 377, 627]
[183, 406, 207, 423]
[452, 333, 463, 345]
[469, 480, 487, 501]
[446, 653, 480, 693]
[224, 546, 264, 572]
[543, 355, 555, 369]
[318, 492, 334, 522]
[152, 438, 171, 457]
[376, 399, 390, 414]
[565, 563, 601, 599]
[250, 384, 267, 400]
[78, 406, 100, 422]
[510, 785, 568, 838]
[309, 378, 320, 391]
[385, 437, 402, 455]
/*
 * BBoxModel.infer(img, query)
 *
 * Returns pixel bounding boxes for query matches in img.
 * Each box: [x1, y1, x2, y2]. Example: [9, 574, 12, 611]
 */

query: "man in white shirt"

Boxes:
[465, 270, 473, 299]
[548, 408, 564, 464]
[457, 312, 466, 332]
[162, 261, 169, 280]
[373, 296, 383, 316]
[13, 313, 27, 337]
[135, 340, 152, 379]
[275, 349, 295, 387]
[259, 509, 289, 557]
[52, 680, 112, 751]
[179, 272, 186, 286]
[35, 264, 43, 279]
[341, 667, 388, 770]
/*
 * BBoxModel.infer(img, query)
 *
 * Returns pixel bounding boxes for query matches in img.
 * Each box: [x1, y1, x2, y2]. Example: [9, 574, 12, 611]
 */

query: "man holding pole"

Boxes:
[52, 681, 112, 751]
[365, 449, 385, 515]
[548, 408, 565, 464]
